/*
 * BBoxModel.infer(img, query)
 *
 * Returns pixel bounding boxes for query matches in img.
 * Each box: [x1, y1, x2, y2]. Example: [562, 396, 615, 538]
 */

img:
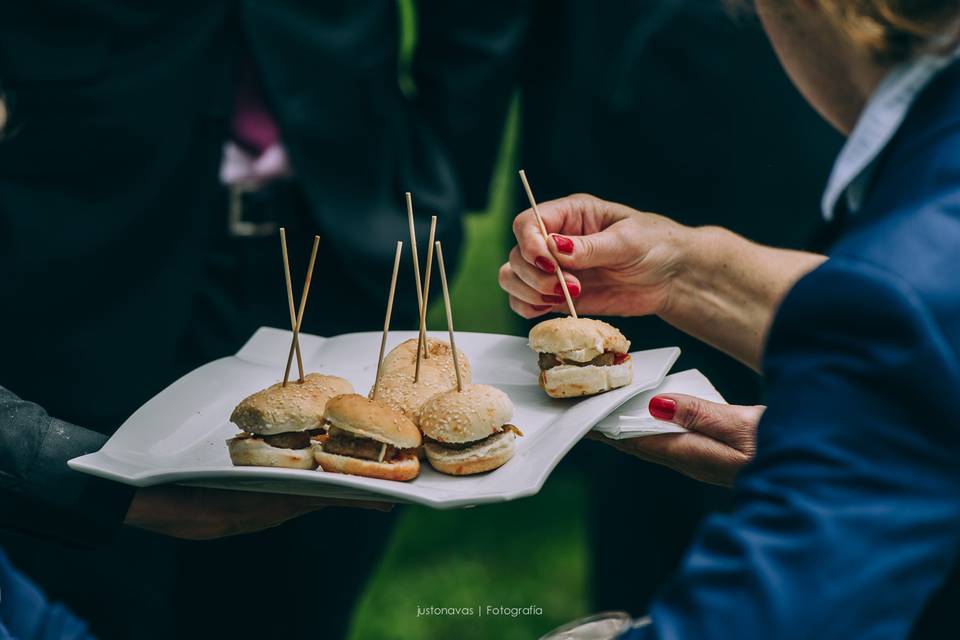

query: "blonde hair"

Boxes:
[728, 1, 960, 62]
[818, 1, 960, 61]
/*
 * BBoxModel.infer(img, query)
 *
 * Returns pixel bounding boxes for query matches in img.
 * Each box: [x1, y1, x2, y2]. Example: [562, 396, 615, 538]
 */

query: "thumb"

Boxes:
[650, 394, 764, 447]
[549, 228, 623, 271]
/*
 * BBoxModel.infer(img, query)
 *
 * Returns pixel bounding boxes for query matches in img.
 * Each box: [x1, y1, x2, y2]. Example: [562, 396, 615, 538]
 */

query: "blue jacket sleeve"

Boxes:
[0, 549, 94, 640]
[627, 259, 960, 639]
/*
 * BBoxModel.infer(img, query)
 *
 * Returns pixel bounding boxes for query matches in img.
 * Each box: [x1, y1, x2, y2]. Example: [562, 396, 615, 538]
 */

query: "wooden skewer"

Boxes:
[435, 241, 463, 392]
[279, 228, 305, 384]
[414, 216, 438, 382]
[518, 169, 577, 318]
[282, 235, 320, 386]
[405, 193, 426, 362]
[372, 241, 404, 401]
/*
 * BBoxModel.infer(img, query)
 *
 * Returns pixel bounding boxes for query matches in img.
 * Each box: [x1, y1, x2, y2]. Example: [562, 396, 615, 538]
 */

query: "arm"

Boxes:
[625, 260, 960, 638]
[500, 194, 824, 370]
[664, 225, 824, 370]
[0, 386, 389, 546]
[414, 0, 533, 210]
[0, 549, 93, 640]
[0, 386, 135, 546]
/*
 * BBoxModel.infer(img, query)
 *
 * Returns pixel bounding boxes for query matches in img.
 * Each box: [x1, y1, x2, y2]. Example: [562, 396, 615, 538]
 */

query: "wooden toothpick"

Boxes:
[518, 169, 577, 318]
[435, 241, 463, 392]
[414, 215, 438, 382]
[372, 241, 404, 400]
[279, 228, 305, 384]
[282, 235, 320, 386]
[406, 193, 426, 361]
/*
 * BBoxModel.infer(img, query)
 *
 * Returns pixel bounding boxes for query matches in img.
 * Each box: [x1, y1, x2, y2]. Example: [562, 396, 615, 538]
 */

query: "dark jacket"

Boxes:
[626, 60, 960, 640]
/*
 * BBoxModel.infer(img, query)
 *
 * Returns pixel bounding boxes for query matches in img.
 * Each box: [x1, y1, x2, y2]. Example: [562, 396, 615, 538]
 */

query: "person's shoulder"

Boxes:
[827, 200, 960, 336]
[769, 246, 960, 378]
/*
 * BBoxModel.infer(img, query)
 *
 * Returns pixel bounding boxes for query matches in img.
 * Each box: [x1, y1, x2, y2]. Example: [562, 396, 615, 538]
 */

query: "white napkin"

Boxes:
[593, 369, 726, 440]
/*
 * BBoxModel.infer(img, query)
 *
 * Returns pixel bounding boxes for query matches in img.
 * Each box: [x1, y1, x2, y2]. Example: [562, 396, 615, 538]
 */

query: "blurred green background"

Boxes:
[345, 4, 592, 638]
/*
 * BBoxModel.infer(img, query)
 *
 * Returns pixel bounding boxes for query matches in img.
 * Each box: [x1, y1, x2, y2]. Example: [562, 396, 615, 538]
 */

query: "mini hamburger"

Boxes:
[381, 337, 472, 383]
[228, 374, 353, 469]
[418, 384, 522, 476]
[528, 317, 632, 398]
[372, 367, 453, 425]
[314, 394, 422, 481]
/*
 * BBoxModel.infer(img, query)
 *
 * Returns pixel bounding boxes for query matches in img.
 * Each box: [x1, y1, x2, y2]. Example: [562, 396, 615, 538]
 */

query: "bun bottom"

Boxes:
[227, 436, 318, 470]
[424, 430, 516, 476]
[539, 361, 632, 398]
[314, 449, 420, 482]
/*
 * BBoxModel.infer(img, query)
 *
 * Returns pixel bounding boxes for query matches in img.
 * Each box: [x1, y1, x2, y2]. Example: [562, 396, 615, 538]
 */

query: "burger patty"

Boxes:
[425, 425, 519, 450]
[324, 427, 398, 462]
[253, 429, 324, 450]
[261, 431, 312, 449]
[538, 351, 617, 370]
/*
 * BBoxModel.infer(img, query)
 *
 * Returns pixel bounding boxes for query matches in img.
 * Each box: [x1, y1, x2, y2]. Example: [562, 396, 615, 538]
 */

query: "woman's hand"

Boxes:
[498, 194, 691, 320]
[588, 394, 764, 487]
[500, 194, 826, 370]
[125, 485, 391, 540]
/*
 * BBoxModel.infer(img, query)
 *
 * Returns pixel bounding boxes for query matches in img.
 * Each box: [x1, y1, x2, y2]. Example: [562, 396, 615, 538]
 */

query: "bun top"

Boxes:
[382, 338, 472, 383]
[231, 373, 353, 436]
[324, 393, 422, 449]
[528, 317, 630, 356]
[418, 384, 513, 444]
[371, 367, 454, 423]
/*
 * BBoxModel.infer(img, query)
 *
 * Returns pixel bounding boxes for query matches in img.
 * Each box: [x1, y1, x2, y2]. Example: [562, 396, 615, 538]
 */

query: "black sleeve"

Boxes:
[0, 386, 135, 547]
[414, 0, 534, 210]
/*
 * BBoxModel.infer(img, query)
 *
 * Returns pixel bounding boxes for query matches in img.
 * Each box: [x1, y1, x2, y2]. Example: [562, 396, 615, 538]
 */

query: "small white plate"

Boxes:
[69, 328, 679, 508]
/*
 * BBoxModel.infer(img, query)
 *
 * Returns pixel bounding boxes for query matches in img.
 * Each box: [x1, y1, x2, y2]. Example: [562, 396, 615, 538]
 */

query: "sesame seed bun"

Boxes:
[528, 317, 630, 358]
[539, 361, 633, 398]
[418, 384, 513, 444]
[371, 367, 454, 425]
[226, 436, 318, 470]
[381, 338, 472, 383]
[313, 449, 420, 482]
[424, 430, 516, 476]
[323, 394, 422, 449]
[230, 374, 354, 436]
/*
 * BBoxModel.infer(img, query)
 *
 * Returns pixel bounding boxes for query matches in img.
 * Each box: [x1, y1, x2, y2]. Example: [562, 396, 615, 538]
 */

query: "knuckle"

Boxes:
[512, 210, 532, 236]
[681, 398, 709, 429]
[497, 262, 512, 286]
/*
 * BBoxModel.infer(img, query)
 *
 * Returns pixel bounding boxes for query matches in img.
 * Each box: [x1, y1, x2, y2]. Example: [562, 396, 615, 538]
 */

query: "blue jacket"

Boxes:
[0, 550, 92, 640]
[627, 62, 960, 638]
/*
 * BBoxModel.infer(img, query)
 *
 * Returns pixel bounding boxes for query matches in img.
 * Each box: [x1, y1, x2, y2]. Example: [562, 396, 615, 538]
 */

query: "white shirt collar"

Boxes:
[821, 50, 960, 220]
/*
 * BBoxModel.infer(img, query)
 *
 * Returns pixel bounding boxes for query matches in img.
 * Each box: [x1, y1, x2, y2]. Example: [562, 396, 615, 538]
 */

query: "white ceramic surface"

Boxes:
[70, 327, 679, 508]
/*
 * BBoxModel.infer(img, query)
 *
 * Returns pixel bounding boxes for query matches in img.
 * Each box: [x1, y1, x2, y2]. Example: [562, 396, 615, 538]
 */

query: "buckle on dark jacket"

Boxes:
[228, 182, 279, 237]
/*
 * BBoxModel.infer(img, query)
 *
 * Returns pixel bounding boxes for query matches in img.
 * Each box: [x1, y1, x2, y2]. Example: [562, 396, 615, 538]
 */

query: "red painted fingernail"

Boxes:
[556, 282, 581, 298]
[532, 304, 552, 311]
[649, 397, 677, 421]
[535, 256, 556, 273]
[553, 234, 574, 254]
[542, 294, 563, 303]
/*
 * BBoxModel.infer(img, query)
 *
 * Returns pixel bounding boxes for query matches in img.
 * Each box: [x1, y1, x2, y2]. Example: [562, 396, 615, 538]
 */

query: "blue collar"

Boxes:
[821, 50, 960, 220]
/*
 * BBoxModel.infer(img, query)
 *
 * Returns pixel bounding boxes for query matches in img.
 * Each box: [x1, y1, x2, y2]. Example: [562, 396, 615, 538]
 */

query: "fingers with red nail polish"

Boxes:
[649, 396, 677, 421]
[555, 282, 581, 298]
[552, 234, 574, 255]
[534, 256, 556, 273]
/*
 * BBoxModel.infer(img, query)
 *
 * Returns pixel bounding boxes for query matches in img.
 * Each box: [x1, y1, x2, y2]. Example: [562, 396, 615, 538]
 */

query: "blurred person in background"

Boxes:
[0, 2, 517, 638]
[504, 0, 960, 636]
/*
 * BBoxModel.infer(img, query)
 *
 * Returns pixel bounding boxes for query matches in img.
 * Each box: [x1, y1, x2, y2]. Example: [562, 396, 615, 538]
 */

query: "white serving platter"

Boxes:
[70, 327, 679, 508]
